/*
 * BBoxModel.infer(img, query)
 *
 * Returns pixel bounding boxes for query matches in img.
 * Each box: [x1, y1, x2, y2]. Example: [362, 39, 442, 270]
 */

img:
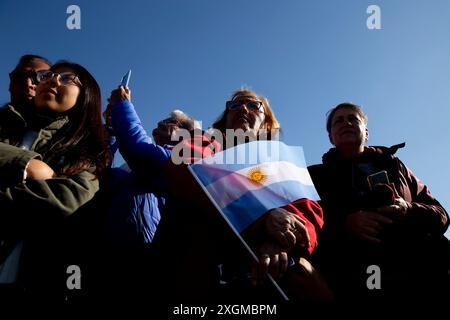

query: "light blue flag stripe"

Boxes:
[220, 180, 319, 232]
[191, 140, 308, 187]
[190, 164, 234, 186]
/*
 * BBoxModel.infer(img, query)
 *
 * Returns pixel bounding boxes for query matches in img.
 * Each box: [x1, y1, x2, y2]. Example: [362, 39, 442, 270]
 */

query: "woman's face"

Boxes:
[329, 107, 368, 149]
[224, 96, 266, 135]
[35, 67, 81, 113]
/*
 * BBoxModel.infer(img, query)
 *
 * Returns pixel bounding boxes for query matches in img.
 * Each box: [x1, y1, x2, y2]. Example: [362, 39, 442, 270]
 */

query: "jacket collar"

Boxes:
[322, 143, 405, 165]
[4, 103, 69, 131]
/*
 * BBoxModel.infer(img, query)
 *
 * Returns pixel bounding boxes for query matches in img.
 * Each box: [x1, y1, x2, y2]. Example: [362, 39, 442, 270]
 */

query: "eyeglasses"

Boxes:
[36, 70, 82, 87]
[9, 70, 39, 85]
[226, 100, 264, 113]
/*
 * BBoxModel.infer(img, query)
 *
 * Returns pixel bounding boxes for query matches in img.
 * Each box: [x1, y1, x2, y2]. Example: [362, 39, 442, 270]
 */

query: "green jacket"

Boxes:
[0, 104, 99, 239]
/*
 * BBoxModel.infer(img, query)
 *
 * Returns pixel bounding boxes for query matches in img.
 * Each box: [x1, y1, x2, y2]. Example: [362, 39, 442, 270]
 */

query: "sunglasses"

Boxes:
[226, 100, 264, 113]
[36, 70, 82, 87]
[9, 70, 39, 85]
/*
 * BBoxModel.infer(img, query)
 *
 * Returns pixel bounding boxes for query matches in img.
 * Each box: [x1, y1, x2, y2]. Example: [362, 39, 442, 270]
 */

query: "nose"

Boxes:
[45, 73, 61, 86]
[25, 77, 35, 87]
[239, 103, 250, 113]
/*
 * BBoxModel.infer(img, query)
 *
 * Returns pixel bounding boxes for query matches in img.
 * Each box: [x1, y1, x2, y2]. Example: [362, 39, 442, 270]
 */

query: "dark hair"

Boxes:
[44, 61, 110, 178]
[326, 102, 368, 133]
[9, 54, 52, 94]
[12, 54, 52, 72]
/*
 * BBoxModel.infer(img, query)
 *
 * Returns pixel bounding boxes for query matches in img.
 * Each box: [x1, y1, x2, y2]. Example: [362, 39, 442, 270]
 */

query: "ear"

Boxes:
[365, 127, 369, 142]
[328, 133, 335, 145]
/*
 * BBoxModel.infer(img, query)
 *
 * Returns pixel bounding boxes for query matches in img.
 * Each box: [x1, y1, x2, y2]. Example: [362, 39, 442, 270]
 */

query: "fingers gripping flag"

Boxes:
[189, 140, 320, 233]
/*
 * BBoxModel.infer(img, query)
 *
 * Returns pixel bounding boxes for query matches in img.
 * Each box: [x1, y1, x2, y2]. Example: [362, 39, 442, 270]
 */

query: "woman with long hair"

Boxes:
[0, 61, 110, 299]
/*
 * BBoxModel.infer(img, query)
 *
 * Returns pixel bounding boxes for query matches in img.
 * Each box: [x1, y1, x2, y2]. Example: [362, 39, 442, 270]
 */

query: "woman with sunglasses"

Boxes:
[0, 61, 110, 299]
[105, 87, 326, 301]
[150, 89, 326, 301]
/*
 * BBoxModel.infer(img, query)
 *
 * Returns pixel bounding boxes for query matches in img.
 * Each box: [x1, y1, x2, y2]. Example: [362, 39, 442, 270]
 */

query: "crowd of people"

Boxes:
[0, 54, 448, 305]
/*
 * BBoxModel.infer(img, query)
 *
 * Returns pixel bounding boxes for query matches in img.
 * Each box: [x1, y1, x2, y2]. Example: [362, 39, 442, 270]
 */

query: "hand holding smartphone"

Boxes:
[367, 170, 389, 189]
[108, 70, 132, 106]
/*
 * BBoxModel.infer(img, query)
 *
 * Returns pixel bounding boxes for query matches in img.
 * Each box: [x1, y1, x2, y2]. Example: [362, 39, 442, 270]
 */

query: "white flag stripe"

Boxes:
[205, 161, 314, 209]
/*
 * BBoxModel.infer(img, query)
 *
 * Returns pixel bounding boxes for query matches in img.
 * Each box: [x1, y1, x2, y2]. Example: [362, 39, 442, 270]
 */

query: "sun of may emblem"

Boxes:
[247, 167, 267, 184]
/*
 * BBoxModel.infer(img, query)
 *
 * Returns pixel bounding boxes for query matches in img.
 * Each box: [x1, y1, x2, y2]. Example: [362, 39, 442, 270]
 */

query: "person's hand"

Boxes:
[109, 86, 131, 105]
[251, 241, 289, 286]
[376, 197, 409, 218]
[25, 159, 55, 180]
[264, 208, 310, 250]
[104, 86, 131, 127]
[345, 210, 393, 244]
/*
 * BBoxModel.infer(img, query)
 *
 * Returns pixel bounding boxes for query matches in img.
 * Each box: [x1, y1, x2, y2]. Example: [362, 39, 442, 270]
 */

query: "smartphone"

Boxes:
[367, 170, 389, 188]
[120, 69, 131, 87]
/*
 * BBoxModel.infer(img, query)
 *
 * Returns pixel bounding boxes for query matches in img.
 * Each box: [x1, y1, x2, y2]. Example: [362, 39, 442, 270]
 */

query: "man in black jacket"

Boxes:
[308, 102, 449, 302]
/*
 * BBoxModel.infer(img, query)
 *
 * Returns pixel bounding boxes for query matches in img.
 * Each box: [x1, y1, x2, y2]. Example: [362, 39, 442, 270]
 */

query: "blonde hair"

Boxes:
[212, 89, 280, 136]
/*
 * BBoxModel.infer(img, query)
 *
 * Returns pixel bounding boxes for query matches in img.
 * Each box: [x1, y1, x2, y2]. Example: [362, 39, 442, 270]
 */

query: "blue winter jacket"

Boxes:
[106, 100, 171, 245]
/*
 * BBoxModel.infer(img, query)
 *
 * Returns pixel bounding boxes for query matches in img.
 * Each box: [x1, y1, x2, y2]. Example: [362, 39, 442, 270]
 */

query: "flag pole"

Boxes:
[188, 165, 290, 301]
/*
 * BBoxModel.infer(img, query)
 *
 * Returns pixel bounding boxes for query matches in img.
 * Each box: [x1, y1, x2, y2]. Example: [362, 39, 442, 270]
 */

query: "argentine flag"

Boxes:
[189, 140, 320, 233]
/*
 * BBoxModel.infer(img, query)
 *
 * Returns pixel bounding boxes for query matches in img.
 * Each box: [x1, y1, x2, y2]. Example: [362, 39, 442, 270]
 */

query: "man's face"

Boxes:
[9, 59, 51, 107]
[329, 107, 368, 148]
[152, 117, 181, 146]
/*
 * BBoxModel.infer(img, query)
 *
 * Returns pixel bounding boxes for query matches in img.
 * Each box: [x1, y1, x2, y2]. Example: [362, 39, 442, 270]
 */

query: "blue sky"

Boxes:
[1, 0, 449, 239]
